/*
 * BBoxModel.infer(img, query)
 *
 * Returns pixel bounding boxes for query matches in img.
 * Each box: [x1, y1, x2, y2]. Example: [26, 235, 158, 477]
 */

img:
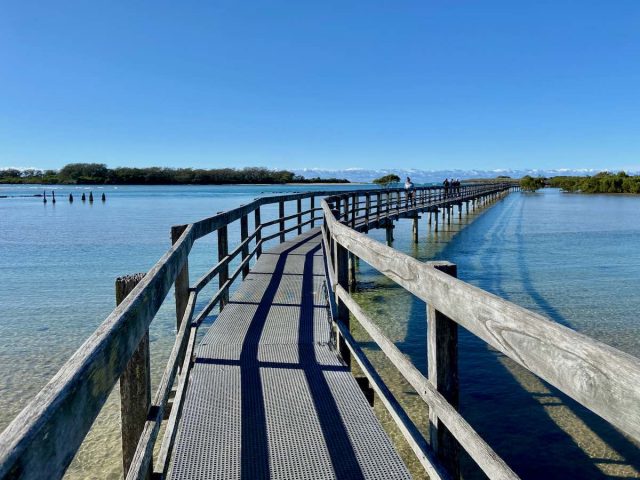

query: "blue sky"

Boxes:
[1, 1, 639, 171]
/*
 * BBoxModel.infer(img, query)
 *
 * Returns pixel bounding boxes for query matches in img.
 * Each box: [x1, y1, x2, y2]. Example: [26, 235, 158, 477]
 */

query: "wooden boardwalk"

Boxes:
[170, 229, 410, 479]
[12, 183, 640, 480]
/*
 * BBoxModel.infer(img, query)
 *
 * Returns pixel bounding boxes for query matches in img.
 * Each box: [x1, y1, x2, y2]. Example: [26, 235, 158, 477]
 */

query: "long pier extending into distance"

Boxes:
[2, 182, 640, 480]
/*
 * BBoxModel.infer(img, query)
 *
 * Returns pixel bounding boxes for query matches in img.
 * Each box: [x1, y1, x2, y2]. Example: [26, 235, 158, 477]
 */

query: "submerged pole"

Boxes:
[348, 253, 356, 292]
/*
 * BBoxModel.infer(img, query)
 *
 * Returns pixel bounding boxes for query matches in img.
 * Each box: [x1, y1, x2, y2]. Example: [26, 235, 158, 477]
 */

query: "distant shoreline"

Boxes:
[0, 182, 362, 188]
[0, 164, 351, 186]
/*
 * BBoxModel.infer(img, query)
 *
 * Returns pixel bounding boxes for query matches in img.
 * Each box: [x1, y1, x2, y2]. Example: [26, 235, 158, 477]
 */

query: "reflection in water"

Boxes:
[353, 190, 640, 479]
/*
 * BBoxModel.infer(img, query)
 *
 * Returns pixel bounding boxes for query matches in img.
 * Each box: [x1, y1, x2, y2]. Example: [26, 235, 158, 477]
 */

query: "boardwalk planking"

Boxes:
[169, 229, 411, 480]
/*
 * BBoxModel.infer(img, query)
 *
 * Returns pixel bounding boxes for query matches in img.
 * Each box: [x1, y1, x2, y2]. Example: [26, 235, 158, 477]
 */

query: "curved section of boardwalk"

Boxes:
[169, 229, 411, 480]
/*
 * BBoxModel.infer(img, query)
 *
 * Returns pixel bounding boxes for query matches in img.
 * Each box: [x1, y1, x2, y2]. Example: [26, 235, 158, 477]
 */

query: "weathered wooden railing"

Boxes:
[0, 188, 352, 480]
[0, 182, 516, 480]
[320, 185, 640, 480]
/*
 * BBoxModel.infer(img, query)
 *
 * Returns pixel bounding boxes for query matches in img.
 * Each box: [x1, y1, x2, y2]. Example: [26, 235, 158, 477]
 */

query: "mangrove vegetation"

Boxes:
[549, 171, 640, 194]
[0, 163, 349, 185]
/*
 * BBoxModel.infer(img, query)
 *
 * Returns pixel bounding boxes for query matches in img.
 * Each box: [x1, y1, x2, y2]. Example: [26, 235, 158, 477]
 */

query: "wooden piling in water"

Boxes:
[385, 222, 394, 246]
[89, 192, 94, 203]
[69, 193, 73, 203]
[348, 252, 356, 291]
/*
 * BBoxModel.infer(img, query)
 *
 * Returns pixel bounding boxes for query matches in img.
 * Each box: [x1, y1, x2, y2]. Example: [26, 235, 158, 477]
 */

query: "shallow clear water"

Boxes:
[1, 185, 639, 479]
[353, 188, 640, 479]
[0, 183, 362, 479]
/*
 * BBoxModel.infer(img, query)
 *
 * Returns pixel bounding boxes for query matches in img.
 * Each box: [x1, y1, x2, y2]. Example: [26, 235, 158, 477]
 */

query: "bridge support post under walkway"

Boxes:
[116, 273, 151, 479]
[348, 252, 357, 291]
[427, 261, 460, 478]
[412, 217, 419, 243]
[385, 222, 394, 246]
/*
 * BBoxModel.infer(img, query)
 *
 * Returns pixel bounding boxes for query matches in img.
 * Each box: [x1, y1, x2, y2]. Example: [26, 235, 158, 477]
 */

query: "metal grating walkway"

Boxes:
[169, 229, 411, 480]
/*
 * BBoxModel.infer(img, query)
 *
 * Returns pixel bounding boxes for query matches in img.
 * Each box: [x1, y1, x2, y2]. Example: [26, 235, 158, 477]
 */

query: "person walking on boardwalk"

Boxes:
[405, 177, 416, 208]
[443, 178, 450, 198]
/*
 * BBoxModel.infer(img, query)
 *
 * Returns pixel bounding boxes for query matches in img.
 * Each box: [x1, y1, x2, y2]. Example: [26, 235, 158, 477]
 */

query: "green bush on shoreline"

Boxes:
[0, 163, 349, 185]
[520, 175, 545, 192]
[548, 171, 640, 194]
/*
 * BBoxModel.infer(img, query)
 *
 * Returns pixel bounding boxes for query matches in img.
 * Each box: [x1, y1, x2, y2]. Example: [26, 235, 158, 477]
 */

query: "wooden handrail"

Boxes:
[0, 183, 517, 480]
[335, 285, 519, 480]
[321, 183, 640, 479]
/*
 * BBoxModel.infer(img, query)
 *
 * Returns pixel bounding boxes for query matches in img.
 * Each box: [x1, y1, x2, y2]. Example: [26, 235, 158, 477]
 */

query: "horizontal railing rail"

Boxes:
[321, 182, 640, 479]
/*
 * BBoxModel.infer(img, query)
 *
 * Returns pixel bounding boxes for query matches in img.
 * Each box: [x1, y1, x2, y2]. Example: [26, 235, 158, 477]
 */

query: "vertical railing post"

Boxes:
[310, 196, 315, 228]
[342, 196, 349, 223]
[297, 198, 303, 234]
[255, 206, 262, 259]
[348, 252, 356, 291]
[279, 200, 285, 243]
[171, 225, 190, 330]
[116, 273, 151, 479]
[241, 213, 249, 279]
[336, 243, 350, 368]
[350, 193, 357, 228]
[218, 224, 229, 309]
[376, 192, 381, 221]
[427, 261, 460, 478]
[365, 193, 371, 226]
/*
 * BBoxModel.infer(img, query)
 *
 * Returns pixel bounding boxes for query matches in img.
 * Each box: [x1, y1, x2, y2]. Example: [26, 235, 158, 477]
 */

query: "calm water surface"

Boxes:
[354, 188, 640, 479]
[1, 185, 639, 479]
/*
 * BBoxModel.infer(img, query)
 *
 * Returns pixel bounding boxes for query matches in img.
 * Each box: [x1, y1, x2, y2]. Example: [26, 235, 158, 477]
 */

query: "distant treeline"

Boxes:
[0, 163, 349, 185]
[548, 171, 640, 194]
